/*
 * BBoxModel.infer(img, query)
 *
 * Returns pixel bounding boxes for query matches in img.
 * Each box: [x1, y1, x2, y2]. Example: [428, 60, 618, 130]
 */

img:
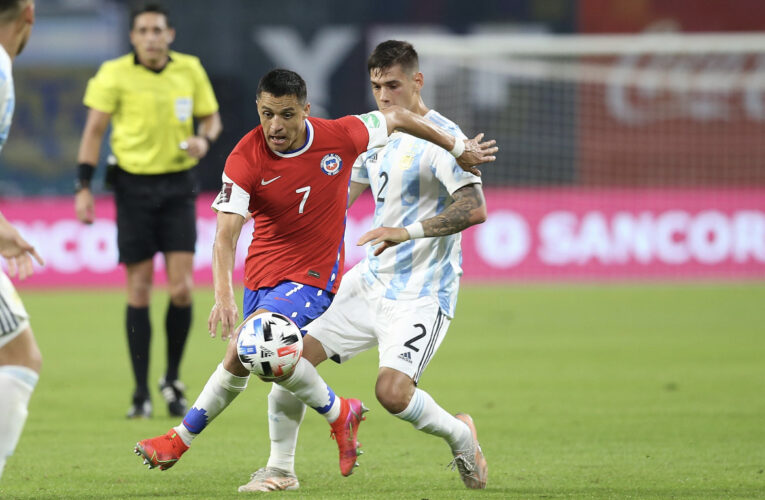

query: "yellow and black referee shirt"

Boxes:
[83, 51, 219, 175]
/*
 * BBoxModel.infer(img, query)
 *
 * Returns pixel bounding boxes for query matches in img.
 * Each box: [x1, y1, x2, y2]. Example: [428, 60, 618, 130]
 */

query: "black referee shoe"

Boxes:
[159, 378, 188, 417]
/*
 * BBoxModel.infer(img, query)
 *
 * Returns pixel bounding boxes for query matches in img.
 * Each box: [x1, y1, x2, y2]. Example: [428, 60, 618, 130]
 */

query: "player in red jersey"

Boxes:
[134, 69, 496, 482]
[216, 110, 379, 295]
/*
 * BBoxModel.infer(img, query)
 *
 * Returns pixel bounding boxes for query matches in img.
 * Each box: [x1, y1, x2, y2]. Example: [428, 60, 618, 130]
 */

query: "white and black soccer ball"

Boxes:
[236, 312, 303, 381]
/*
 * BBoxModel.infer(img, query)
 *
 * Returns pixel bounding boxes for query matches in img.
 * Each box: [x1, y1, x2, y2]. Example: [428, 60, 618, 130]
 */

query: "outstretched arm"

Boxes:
[358, 183, 487, 256]
[379, 106, 498, 175]
[208, 210, 246, 340]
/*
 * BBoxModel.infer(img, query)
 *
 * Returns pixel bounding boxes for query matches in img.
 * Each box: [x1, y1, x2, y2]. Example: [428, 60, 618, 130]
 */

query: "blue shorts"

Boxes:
[243, 281, 334, 329]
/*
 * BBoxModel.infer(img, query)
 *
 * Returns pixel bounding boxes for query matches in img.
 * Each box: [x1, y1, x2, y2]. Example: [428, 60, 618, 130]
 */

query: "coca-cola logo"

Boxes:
[606, 25, 765, 124]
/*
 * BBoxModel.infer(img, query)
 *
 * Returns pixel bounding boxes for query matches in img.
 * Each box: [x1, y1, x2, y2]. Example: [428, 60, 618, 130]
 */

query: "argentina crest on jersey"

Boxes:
[320, 153, 342, 176]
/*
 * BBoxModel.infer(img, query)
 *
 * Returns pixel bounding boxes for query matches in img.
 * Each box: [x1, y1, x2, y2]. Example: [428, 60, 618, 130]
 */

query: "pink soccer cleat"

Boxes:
[329, 397, 368, 476]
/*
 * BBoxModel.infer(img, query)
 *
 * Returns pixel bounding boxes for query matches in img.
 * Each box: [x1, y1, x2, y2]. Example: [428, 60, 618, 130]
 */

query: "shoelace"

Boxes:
[250, 468, 268, 480]
[329, 415, 354, 443]
[447, 453, 476, 475]
[329, 427, 352, 443]
[250, 468, 292, 481]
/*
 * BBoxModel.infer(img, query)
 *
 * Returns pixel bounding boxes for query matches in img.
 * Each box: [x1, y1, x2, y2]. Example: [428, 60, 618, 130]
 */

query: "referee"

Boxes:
[74, 4, 222, 419]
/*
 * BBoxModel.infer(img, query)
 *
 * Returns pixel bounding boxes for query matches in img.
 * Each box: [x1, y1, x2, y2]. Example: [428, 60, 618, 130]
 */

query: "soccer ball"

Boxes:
[236, 311, 303, 380]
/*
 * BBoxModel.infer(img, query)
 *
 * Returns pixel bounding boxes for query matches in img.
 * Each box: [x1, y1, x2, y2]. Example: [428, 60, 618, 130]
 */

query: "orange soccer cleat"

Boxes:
[329, 397, 369, 476]
[134, 428, 189, 471]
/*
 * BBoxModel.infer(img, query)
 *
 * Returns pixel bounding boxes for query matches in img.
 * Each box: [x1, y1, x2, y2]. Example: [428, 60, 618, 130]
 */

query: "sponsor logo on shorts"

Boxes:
[398, 351, 412, 363]
[320, 153, 342, 176]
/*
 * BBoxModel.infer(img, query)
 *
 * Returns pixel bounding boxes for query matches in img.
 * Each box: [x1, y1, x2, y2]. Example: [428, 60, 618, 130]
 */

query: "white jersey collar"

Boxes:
[273, 119, 314, 158]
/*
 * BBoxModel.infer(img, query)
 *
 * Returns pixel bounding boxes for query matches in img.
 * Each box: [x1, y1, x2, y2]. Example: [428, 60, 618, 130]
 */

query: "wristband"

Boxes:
[78, 162, 96, 182]
[449, 138, 465, 158]
[76, 163, 96, 191]
[404, 221, 425, 240]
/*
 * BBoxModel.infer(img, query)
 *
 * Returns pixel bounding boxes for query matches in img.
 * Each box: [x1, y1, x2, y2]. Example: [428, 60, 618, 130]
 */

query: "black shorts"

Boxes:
[114, 168, 198, 264]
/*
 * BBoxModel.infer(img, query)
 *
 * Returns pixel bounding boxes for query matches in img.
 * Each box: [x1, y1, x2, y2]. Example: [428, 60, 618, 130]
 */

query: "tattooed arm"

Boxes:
[421, 183, 487, 237]
[357, 183, 487, 256]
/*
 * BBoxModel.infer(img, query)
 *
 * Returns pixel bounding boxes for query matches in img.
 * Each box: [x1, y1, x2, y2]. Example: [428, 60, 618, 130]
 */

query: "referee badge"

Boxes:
[320, 153, 342, 176]
[175, 97, 192, 122]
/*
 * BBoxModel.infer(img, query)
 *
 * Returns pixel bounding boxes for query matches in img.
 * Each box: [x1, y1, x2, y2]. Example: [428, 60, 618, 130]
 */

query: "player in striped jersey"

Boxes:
[242, 41, 490, 491]
[0, 0, 40, 482]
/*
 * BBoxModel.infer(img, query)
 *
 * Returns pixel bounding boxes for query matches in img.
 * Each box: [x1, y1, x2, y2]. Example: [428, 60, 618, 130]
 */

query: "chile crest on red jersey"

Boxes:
[320, 153, 343, 176]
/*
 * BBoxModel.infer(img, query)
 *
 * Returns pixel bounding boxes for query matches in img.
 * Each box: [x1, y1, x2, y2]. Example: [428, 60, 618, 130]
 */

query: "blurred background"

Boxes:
[1, 0, 764, 285]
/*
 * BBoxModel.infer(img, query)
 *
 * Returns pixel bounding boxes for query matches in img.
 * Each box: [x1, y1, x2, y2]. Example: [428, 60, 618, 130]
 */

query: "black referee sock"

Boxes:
[165, 303, 192, 383]
[126, 305, 151, 398]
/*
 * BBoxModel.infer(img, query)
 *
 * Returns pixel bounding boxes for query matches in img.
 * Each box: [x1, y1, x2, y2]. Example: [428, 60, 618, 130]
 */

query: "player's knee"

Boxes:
[375, 374, 412, 414]
[127, 282, 152, 307]
[26, 342, 42, 373]
[126, 262, 155, 306]
[169, 281, 192, 306]
[223, 343, 250, 377]
[0, 328, 42, 373]
[23, 328, 42, 373]
[301, 335, 327, 367]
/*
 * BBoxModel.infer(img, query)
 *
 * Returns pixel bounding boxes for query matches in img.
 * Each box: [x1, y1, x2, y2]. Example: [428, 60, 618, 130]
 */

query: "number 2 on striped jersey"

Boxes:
[296, 186, 311, 213]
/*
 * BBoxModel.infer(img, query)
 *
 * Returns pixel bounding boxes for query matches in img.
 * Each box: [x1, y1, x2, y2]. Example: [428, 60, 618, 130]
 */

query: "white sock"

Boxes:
[174, 363, 249, 446]
[394, 388, 472, 452]
[265, 383, 306, 474]
[0, 366, 39, 481]
[276, 358, 341, 422]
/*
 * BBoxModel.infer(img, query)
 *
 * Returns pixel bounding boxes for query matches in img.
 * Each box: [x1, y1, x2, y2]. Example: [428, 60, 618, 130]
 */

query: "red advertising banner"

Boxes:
[578, 0, 765, 188]
[579, 0, 765, 33]
[2, 188, 764, 287]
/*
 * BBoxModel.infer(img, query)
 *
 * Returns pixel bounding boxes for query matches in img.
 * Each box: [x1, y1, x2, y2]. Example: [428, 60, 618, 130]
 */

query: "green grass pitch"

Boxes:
[1, 283, 763, 499]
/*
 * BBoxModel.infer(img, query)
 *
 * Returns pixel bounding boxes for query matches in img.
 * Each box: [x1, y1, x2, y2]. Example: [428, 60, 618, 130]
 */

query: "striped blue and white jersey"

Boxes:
[0, 45, 14, 153]
[352, 109, 481, 317]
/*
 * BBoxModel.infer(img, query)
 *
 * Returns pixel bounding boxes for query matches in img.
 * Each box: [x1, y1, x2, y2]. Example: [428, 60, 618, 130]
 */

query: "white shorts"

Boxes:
[0, 270, 30, 348]
[305, 266, 451, 384]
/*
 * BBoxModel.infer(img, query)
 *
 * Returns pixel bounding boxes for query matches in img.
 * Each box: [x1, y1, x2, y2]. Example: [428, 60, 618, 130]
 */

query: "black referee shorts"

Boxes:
[114, 168, 198, 264]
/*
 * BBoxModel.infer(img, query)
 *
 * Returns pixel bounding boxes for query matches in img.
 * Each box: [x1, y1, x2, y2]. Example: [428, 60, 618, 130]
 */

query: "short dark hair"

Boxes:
[130, 3, 171, 30]
[0, 0, 30, 24]
[257, 69, 307, 105]
[367, 40, 419, 75]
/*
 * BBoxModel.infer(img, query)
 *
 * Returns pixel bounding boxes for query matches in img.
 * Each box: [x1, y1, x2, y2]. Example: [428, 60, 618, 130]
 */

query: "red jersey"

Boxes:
[212, 112, 388, 293]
